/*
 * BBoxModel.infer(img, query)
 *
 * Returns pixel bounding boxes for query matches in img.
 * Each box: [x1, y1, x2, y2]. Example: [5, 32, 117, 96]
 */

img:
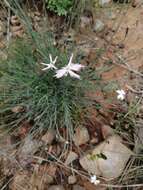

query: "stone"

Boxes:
[18, 136, 42, 167]
[101, 125, 114, 139]
[73, 127, 90, 146]
[41, 130, 55, 144]
[65, 151, 78, 165]
[68, 175, 77, 184]
[20, 136, 42, 156]
[73, 185, 85, 190]
[48, 185, 65, 190]
[80, 135, 133, 179]
[93, 20, 105, 32]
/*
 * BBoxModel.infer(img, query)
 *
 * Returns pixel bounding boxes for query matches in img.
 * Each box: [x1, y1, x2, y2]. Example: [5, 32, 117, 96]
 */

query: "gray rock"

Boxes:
[93, 20, 105, 32]
[18, 136, 42, 167]
[48, 185, 65, 190]
[20, 136, 42, 156]
[80, 135, 133, 179]
[65, 151, 78, 165]
[73, 185, 85, 190]
[68, 175, 77, 184]
[73, 127, 90, 146]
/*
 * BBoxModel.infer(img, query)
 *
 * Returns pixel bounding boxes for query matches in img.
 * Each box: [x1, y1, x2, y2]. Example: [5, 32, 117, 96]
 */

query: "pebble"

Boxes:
[18, 136, 42, 167]
[20, 136, 42, 156]
[73, 127, 90, 146]
[93, 20, 105, 32]
[68, 175, 77, 184]
[41, 129, 56, 145]
[65, 151, 78, 165]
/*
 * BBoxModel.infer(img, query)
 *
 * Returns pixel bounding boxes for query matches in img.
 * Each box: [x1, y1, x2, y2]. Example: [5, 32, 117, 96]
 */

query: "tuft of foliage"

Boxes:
[0, 34, 93, 135]
[46, 0, 73, 16]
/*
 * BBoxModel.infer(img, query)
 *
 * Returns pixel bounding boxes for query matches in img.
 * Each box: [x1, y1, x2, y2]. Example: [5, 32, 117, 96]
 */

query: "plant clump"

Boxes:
[46, 0, 73, 16]
[0, 35, 91, 135]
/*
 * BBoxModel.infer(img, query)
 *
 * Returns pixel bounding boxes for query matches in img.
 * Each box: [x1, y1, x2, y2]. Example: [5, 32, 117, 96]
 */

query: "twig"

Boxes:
[34, 154, 143, 188]
[3, 0, 11, 8]
[34, 155, 89, 180]
[0, 177, 13, 190]
[124, 94, 143, 118]
[126, 84, 143, 94]
[4, 0, 12, 46]
[101, 183, 143, 188]
[114, 54, 143, 77]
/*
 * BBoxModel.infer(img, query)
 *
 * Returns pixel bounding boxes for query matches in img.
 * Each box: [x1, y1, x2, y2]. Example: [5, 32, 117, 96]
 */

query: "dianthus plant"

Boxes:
[0, 38, 89, 135]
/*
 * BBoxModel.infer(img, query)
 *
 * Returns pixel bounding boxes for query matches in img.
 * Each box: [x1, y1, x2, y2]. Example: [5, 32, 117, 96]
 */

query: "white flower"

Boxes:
[40, 54, 58, 71]
[55, 53, 84, 79]
[90, 175, 100, 185]
[116, 89, 126, 100]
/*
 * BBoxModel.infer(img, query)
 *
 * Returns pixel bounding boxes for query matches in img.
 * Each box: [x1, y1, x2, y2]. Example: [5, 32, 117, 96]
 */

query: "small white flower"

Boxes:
[116, 89, 126, 100]
[90, 175, 100, 185]
[40, 54, 58, 71]
[55, 53, 84, 79]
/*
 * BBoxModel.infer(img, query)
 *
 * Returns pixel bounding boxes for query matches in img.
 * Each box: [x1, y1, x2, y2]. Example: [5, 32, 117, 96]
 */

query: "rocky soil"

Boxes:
[1, 0, 143, 189]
